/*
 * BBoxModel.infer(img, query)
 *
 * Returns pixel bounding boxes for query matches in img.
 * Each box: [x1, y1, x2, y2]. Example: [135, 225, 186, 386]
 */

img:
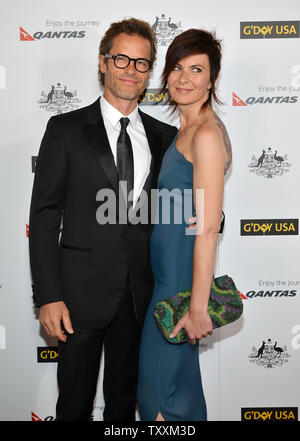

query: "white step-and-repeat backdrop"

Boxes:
[1, 0, 300, 422]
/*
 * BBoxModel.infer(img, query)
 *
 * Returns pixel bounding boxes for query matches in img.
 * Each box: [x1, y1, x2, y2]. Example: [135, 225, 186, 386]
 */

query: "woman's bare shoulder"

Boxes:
[191, 121, 224, 157]
[191, 113, 232, 172]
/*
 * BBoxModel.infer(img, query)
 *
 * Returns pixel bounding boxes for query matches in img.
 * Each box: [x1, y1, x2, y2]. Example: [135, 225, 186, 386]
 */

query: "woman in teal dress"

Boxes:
[137, 29, 232, 421]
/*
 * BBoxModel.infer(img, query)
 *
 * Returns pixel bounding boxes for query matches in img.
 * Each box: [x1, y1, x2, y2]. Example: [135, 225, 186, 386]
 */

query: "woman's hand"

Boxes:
[169, 310, 213, 345]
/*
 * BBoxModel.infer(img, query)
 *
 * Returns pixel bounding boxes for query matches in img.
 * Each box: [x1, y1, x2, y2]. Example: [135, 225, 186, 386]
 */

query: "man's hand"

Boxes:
[39, 301, 74, 342]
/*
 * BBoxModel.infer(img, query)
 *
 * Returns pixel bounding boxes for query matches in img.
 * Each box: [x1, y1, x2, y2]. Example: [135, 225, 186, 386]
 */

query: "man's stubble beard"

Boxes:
[113, 78, 146, 102]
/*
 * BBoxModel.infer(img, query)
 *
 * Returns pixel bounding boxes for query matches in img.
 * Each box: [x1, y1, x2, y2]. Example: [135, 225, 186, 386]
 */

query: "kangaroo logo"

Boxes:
[249, 147, 291, 178]
[19, 26, 35, 41]
[249, 338, 290, 368]
[38, 82, 81, 114]
[232, 92, 247, 106]
[151, 14, 183, 46]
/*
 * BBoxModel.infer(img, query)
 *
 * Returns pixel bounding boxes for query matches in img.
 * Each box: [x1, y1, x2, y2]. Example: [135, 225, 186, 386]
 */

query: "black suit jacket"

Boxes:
[29, 98, 177, 329]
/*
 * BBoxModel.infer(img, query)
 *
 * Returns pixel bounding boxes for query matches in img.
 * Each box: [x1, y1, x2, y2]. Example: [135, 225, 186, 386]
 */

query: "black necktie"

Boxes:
[117, 117, 134, 209]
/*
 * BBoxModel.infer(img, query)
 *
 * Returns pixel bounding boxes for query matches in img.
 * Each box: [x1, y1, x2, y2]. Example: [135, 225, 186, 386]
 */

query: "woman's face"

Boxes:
[167, 53, 212, 107]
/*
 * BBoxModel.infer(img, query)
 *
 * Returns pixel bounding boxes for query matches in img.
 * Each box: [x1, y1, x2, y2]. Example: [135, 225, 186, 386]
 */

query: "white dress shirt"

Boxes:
[100, 96, 152, 207]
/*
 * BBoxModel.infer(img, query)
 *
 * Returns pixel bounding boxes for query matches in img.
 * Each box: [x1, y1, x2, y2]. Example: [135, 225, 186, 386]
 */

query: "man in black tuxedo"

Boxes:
[29, 18, 177, 421]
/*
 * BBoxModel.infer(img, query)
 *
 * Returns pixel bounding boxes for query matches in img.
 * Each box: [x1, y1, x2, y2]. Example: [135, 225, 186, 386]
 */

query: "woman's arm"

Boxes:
[169, 125, 226, 343]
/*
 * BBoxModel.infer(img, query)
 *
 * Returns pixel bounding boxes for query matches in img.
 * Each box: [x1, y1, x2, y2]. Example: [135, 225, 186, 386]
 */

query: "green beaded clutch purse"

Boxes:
[153, 275, 243, 344]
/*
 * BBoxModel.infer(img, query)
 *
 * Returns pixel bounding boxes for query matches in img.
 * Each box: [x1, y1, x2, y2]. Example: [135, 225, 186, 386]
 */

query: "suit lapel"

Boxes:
[138, 109, 163, 195]
[127, 110, 164, 219]
[82, 100, 165, 217]
[83, 98, 119, 194]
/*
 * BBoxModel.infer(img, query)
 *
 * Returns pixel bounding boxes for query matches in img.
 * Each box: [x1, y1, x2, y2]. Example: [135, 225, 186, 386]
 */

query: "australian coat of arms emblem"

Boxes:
[152, 14, 183, 46]
[38, 83, 81, 114]
[249, 338, 290, 368]
[249, 147, 291, 178]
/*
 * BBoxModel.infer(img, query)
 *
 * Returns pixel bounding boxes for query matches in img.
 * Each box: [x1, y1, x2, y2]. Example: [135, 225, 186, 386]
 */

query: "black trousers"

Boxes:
[55, 276, 142, 421]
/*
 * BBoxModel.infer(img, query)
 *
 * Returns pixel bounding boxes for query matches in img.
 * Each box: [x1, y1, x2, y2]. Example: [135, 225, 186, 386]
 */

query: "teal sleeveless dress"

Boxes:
[137, 135, 207, 421]
[137, 118, 232, 421]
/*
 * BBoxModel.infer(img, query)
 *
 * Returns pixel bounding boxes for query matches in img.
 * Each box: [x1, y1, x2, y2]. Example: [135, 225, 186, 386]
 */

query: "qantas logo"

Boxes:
[31, 411, 55, 421]
[232, 92, 247, 106]
[19, 26, 85, 40]
[233, 91, 298, 105]
[31, 412, 42, 421]
[20, 27, 35, 41]
[238, 290, 247, 300]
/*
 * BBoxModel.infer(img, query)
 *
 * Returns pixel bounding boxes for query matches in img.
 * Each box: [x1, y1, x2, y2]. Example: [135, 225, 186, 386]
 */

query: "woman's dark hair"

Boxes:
[161, 29, 222, 112]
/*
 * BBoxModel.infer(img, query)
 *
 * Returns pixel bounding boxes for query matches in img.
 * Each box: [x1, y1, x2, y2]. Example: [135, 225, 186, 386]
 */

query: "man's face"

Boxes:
[99, 33, 151, 106]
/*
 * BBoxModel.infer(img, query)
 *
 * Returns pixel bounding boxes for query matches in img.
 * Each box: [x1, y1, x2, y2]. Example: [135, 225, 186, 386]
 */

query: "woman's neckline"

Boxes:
[174, 133, 193, 165]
